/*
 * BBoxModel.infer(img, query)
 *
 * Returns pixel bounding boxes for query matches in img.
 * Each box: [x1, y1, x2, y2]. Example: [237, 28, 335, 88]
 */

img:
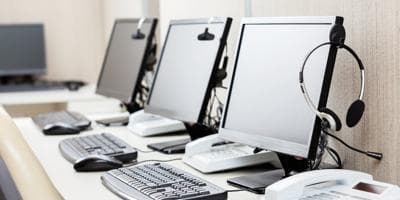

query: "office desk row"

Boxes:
[1, 88, 264, 199]
[0, 84, 123, 118]
[14, 118, 263, 200]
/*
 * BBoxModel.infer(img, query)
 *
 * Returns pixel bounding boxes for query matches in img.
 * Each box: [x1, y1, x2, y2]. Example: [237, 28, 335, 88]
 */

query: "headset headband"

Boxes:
[299, 42, 365, 118]
[137, 17, 146, 31]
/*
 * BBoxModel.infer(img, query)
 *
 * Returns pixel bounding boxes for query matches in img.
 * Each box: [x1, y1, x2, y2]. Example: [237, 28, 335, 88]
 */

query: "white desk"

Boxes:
[14, 117, 264, 200]
[0, 85, 123, 117]
[0, 85, 100, 105]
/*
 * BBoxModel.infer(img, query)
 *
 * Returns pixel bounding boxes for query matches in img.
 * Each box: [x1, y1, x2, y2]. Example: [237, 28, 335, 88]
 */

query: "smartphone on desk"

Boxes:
[265, 169, 400, 200]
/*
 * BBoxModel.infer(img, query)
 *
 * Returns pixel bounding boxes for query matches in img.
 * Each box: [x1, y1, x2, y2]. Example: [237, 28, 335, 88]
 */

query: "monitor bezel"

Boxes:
[96, 18, 158, 103]
[145, 17, 232, 123]
[219, 16, 343, 159]
[0, 23, 47, 77]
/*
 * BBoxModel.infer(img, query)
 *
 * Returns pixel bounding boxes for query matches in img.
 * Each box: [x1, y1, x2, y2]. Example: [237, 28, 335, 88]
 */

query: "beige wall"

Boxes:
[102, 0, 144, 43]
[0, 0, 148, 84]
[158, 0, 245, 48]
[252, 0, 400, 184]
[0, 0, 105, 83]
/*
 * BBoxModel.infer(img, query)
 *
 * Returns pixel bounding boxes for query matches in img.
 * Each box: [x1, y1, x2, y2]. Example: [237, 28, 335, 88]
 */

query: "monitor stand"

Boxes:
[226, 153, 309, 194]
[147, 123, 216, 154]
[95, 102, 141, 126]
[124, 102, 142, 114]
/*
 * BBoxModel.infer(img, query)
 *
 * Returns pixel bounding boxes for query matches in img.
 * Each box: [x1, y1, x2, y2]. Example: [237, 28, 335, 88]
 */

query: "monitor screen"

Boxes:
[220, 17, 341, 159]
[145, 18, 231, 123]
[96, 19, 156, 103]
[0, 24, 46, 77]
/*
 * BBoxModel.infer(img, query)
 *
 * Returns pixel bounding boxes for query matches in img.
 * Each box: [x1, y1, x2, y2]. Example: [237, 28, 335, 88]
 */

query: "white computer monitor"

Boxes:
[219, 16, 342, 159]
[96, 18, 157, 103]
[145, 17, 231, 123]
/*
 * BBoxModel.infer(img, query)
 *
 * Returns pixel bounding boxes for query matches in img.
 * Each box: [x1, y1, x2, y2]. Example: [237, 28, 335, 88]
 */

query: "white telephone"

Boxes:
[183, 134, 280, 173]
[265, 169, 400, 200]
[127, 109, 186, 137]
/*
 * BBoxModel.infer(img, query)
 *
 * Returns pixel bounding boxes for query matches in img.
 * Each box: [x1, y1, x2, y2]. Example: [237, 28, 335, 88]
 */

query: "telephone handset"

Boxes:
[265, 169, 400, 200]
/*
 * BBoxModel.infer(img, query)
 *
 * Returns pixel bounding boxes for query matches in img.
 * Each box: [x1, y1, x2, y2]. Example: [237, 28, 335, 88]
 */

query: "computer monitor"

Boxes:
[96, 18, 157, 104]
[145, 17, 232, 124]
[219, 16, 342, 160]
[0, 24, 46, 77]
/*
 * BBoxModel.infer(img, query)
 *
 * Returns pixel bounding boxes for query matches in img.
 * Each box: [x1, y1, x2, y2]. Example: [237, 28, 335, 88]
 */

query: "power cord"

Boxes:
[326, 146, 343, 169]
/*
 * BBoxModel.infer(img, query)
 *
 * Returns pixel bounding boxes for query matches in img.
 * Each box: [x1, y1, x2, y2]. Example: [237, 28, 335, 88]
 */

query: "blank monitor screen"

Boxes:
[0, 24, 46, 77]
[96, 19, 156, 103]
[145, 18, 230, 123]
[220, 17, 341, 158]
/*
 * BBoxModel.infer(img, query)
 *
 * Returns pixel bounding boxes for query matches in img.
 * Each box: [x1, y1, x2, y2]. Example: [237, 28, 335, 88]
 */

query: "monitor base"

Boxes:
[95, 113, 130, 126]
[227, 153, 309, 194]
[123, 102, 142, 113]
[147, 123, 216, 154]
[227, 168, 284, 194]
[147, 138, 191, 154]
[127, 110, 187, 137]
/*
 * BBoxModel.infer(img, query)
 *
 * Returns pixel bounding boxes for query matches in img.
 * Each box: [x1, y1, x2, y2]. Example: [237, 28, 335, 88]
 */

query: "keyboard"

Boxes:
[0, 82, 67, 92]
[33, 111, 91, 131]
[59, 133, 137, 163]
[102, 163, 227, 200]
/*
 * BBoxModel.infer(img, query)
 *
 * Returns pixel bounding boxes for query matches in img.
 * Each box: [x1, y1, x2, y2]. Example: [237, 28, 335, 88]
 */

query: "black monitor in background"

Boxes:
[145, 17, 232, 153]
[96, 18, 157, 113]
[218, 16, 342, 193]
[0, 24, 46, 77]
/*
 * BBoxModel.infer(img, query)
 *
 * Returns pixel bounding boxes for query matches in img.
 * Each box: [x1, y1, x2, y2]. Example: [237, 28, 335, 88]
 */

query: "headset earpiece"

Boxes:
[346, 100, 365, 127]
[319, 107, 342, 131]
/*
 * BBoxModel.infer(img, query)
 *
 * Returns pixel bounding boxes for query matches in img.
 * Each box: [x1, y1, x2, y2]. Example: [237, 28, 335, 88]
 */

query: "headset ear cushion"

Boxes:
[320, 107, 342, 131]
[346, 100, 365, 127]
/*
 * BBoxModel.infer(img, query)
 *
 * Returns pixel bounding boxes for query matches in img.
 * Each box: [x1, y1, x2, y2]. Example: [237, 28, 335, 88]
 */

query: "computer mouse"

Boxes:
[43, 122, 80, 135]
[64, 80, 86, 91]
[73, 154, 123, 172]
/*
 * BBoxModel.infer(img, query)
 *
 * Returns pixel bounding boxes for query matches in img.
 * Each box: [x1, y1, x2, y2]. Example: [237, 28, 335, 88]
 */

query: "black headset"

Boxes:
[197, 17, 228, 87]
[299, 25, 365, 132]
[132, 18, 146, 39]
[299, 24, 382, 161]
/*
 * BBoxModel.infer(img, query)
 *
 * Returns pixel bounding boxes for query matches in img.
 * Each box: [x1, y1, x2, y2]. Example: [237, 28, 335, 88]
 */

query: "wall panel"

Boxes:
[253, 0, 400, 184]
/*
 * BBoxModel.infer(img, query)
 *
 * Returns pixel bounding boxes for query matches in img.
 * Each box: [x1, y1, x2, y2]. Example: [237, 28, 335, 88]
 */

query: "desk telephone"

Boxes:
[265, 169, 400, 200]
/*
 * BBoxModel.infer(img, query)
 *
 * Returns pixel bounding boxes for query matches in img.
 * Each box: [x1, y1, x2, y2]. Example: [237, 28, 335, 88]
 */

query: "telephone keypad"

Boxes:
[300, 192, 340, 200]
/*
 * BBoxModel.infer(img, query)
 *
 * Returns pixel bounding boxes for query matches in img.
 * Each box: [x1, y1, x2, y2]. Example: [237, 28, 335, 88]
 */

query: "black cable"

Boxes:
[134, 148, 155, 153]
[125, 158, 182, 167]
[326, 146, 343, 169]
[217, 86, 228, 90]
[226, 189, 243, 193]
[324, 130, 382, 160]
[328, 147, 340, 166]
[325, 131, 367, 155]
[326, 148, 339, 166]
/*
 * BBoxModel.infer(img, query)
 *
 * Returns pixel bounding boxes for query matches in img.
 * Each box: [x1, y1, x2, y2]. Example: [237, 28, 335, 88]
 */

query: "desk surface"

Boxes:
[0, 85, 103, 105]
[14, 118, 264, 200]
